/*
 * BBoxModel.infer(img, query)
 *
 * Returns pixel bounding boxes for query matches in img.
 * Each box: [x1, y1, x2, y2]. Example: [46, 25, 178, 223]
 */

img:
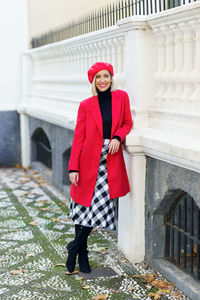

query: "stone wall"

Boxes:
[0, 111, 21, 166]
[29, 117, 74, 196]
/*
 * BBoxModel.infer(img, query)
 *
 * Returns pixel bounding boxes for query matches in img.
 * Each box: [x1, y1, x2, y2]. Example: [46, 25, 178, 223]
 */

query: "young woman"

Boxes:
[66, 62, 133, 273]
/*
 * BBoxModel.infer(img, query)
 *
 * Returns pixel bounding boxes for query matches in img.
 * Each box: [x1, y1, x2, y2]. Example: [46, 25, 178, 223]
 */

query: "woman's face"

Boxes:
[95, 70, 112, 92]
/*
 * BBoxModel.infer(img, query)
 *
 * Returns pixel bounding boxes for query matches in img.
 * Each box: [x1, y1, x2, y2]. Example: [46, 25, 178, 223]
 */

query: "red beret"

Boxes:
[88, 62, 114, 83]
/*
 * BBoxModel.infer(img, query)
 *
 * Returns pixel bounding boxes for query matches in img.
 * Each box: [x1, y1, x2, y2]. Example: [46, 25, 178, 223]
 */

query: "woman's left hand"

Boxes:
[108, 139, 120, 154]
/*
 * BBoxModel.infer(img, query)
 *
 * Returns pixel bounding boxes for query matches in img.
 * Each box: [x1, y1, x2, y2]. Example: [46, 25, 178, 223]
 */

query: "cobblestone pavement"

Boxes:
[0, 167, 190, 300]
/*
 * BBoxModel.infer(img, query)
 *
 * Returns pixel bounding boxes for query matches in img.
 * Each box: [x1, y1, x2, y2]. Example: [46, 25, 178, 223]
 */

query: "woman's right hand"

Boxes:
[69, 172, 79, 186]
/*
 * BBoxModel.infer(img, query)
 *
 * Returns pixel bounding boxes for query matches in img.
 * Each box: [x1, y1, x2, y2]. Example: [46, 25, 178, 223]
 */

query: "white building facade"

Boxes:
[16, 1, 200, 298]
[0, 0, 28, 166]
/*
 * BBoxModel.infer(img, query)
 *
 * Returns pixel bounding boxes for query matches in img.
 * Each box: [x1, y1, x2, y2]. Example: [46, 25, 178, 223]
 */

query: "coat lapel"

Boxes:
[90, 95, 103, 137]
[89, 91, 122, 138]
[111, 91, 122, 138]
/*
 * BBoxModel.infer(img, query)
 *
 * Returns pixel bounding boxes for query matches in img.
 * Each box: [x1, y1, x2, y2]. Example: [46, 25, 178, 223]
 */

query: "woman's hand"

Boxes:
[69, 172, 79, 186]
[108, 139, 120, 154]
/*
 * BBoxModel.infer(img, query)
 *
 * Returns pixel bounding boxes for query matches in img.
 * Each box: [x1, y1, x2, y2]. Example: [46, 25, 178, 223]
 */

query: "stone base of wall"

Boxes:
[0, 111, 21, 166]
[29, 117, 74, 198]
[145, 156, 200, 299]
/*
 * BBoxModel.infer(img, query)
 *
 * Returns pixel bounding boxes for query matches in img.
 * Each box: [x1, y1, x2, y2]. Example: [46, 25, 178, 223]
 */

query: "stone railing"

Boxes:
[148, 2, 200, 137]
[20, 26, 127, 130]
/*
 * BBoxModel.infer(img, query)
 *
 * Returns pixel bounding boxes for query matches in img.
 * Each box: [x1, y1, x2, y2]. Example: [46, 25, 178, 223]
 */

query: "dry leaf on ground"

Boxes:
[92, 294, 109, 300]
[151, 280, 169, 289]
[38, 207, 50, 211]
[143, 274, 157, 282]
[133, 274, 141, 279]
[28, 221, 38, 226]
[101, 249, 108, 254]
[37, 200, 49, 204]
[11, 269, 28, 275]
[50, 218, 61, 222]
[55, 263, 66, 267]
[120, 259, 128, 263]
[170, 291, 183, 298]
[82, 285, 91, 289]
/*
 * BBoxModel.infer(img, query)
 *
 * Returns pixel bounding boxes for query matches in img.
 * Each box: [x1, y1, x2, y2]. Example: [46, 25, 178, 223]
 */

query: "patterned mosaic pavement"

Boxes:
[0, 167, 190, 300]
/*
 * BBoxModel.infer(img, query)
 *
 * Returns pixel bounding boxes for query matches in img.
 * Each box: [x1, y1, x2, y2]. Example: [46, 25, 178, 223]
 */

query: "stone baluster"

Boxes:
[112, 37, 119, 74]
[190, 19, 200, 111]
[161, 25, 174, 108]
[179, 21, 194, 109]
[117, 36, 125, 75]
[170, 24, 184, 109]
[153, 27, 166, 107]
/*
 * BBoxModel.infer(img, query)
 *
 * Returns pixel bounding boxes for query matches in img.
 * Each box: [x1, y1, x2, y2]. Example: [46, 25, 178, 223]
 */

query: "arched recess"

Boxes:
[62, 147, 71, 185]
[31, 128, 52, 169]
[164, 191, 200, 281]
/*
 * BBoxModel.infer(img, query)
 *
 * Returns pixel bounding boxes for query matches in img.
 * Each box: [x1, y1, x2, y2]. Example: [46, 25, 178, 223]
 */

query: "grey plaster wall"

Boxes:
[145, 157, 200, 298]
[145, 157, 200, 262]
[0, 111, 21, 166]
[29, 117, 74, 196]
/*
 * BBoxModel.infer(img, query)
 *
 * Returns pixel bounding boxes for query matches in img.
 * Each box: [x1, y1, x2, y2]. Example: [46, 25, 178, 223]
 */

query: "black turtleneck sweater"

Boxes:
[69, 87, 121, 173]
[97, 87, 121, 142]
[98, 87, 112, 139]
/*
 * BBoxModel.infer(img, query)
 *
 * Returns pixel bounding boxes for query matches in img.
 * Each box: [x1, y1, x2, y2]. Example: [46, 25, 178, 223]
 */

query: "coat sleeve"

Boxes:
[68, 102, 86, 171]
[113, 91, 133, 142]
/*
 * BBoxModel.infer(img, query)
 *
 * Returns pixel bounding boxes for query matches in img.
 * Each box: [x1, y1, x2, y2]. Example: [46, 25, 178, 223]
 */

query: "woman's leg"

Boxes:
[78, 226, 93, 273]
[66, 225, 93, 273]
[66, 224, 84, 272]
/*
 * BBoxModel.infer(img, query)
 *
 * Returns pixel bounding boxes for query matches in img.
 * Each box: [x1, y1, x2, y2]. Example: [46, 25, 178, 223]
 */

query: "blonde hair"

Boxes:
[91, 74, 117, 96]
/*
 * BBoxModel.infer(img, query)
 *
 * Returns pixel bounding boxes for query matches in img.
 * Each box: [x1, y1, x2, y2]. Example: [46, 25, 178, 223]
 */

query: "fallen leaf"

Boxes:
[58, 202, 64, 206]
[154, 292, 162, 300]
[63, 217, 71, 222]
[114, 290, 120, 294]
[20, 180, 29, 184]
[65, 270, 79, 275]
[28, 221, 38, 226]
[15, 164, 22, 168]
[11, 269, 28, 275]
[27, 253, 35, 257]
[55, 263, 66, 267]
[74, 276, 83, 281]
[120, 259, 128, 263]
[82, 284, 91, 289]
[92, 228, 98, 231]
[151, 280, 169, 289]
[0, 258, 6, 262]
[50, 218, 61, 222]
[133, 274, 141, 279]
[170, 291, 183, 298]
[37, 200, 49, 204]
[92, 246, 106, 252]
[38, 207, 50, 211]
[101, 249, 108, 255]
[128, 285, 134, 291]
[92, 294, 109, 300]
[34, 175, 41, 180]
[143, 274, 157, 282]
[148, 292, 156, 298]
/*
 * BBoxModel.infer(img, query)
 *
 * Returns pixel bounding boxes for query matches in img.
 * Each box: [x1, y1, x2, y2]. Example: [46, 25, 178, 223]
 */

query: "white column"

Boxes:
[18, 52, 32, 167]
[118, 19, 157, 129]
[118, 135, 146, 263]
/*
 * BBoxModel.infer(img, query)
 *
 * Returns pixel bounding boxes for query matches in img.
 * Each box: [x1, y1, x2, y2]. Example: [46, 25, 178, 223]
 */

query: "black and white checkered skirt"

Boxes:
[69, 139, 117, 231]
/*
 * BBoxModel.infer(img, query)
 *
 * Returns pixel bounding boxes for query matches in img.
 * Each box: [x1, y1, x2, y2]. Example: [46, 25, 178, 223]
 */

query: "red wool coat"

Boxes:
[68, 89, 133, 207]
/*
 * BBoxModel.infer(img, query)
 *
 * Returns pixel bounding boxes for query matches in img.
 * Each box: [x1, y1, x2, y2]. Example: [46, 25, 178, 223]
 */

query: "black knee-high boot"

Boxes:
[78, 226, 93, 273]
[66, 224, 84, 273]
